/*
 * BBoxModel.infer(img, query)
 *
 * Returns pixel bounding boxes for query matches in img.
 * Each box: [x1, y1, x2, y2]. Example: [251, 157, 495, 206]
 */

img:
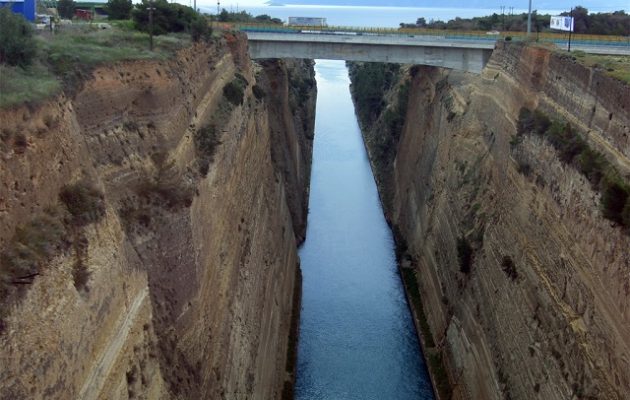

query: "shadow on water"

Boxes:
[295, 59, 434, 400]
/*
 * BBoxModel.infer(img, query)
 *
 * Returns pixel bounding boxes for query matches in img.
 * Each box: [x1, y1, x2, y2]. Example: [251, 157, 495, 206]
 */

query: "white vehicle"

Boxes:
[288, 17, 327, 27]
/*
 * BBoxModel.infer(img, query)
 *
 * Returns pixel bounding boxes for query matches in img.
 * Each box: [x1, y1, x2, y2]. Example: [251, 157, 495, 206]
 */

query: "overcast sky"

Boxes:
[193, 0, 628, 12]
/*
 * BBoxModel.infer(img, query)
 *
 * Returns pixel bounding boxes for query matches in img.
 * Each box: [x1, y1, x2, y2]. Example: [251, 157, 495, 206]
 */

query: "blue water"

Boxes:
[201, 5, 595, 28]
[294, 59, 434, 400]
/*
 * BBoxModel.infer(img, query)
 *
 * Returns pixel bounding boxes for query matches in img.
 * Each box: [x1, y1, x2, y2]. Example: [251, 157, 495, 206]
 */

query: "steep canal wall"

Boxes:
[350, 42, 630, 399]
[0, 34, 315, 399]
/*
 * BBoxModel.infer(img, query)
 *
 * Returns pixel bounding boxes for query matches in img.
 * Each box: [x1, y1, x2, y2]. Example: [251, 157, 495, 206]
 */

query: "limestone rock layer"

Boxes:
[351, 42, 630, 400]
[0, 35, 315, 399]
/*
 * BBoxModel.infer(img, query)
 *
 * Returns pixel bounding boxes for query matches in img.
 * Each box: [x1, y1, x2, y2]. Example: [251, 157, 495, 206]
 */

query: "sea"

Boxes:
[198, 4, 577, 28]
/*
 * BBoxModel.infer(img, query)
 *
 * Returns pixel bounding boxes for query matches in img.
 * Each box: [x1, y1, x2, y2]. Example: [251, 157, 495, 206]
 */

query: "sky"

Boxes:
[191, 0, 629, 12]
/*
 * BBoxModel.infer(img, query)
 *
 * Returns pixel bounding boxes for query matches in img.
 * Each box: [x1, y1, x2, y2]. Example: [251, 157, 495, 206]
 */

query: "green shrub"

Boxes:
[501, 255, 518, 280]
[105, 0, 133, 20]
[223, 75, 247, 106]
[137, 179, 194, 209]
[288, 72, 314, 106]
[195, 123, 220, 175]
[57, 0, 76, 19]
[0, 8, 37, 67]
[457, 236, 473, 274]
[577, 147, 607, 186]
[400, 267, 435, 348]
[622, 200, 630, 228]
[349, 62, 400, 126]
[516, 107, 630, 231]
[1, 210, 67, 279]
[190, 15, 211, 42]
[429, 352, 452, 400]
[601, 174, 630, 224]
[136, 158, 194, 209]
[545, 121, 587, 163]
[516, 107, 551, 137]
[252, 84, 265, 100]
[132, 0, 197, 36]
[59, 181, 106, 226]
[72, 260, 90, 290]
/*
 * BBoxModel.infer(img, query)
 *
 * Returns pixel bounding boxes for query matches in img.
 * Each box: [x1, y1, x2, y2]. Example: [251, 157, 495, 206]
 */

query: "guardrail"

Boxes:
[227, 22, 630, 48]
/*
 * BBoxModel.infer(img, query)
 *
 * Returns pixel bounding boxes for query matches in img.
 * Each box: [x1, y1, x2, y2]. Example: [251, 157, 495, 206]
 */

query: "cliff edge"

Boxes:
[351, 42, 630, 400]
[0, 33, 315, 399]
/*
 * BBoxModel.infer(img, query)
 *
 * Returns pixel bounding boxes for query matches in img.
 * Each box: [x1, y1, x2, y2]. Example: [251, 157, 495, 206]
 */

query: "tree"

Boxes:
[191, 15, 211, 42]
[0, 8, 37, 67]
[57, 0, 76, 19]
[218, 8, 229, 22]
[105, 0, 133, 20]
[133, 0, 196, 35]
[254, 14, 282, 24]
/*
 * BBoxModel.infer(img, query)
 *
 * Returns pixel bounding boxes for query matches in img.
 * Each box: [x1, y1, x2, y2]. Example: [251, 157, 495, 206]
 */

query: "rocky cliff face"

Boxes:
[351, 42, 630, 399]
[0, 34, 315, 399]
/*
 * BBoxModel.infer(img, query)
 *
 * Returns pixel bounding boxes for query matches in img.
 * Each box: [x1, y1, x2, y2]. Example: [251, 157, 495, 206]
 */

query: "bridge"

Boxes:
[240, 26, 630, 74]
[246, 32, 495, 74]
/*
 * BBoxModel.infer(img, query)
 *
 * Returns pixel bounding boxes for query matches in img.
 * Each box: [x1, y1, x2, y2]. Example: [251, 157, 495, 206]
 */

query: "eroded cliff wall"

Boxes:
[351, 42, 630, 399]
[0, 34, 315, 399]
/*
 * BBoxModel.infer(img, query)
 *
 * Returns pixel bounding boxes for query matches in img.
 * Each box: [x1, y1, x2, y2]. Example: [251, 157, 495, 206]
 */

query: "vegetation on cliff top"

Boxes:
[216, 8, 282, 25]
[400, 6, 630, 36]
[569, 51, 630, 84]
[0, 25, 191, 107]
[515, 108, 630, 231]
[0, 0, 214, 108]
[105, 0, 133, 20]
[0, 8, 37, 67]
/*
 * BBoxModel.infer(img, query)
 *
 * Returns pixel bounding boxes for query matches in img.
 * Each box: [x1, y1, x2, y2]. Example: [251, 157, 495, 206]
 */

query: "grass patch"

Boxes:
[0, 64, 61, 108]
[41, 27, 189, 93]
[570, 51, 630, 84]
[1, 26, 191, 108]
[41, 28, 189, 72]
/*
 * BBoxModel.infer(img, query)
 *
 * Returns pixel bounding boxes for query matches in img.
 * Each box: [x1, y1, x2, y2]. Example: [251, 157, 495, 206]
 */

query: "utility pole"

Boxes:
[149, 0, 155, 51]
[527, 0, 532, 36]
[568, 7, 573, 52]
[500, 6, 505, 31]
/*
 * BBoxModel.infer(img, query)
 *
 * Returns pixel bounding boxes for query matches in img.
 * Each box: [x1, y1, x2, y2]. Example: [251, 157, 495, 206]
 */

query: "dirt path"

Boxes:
[78, 287, 149, 400]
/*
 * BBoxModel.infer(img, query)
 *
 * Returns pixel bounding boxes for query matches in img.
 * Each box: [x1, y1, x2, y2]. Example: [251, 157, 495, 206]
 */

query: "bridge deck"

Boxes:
[245, 30, 629, 73]
[246, 32, 495, 73]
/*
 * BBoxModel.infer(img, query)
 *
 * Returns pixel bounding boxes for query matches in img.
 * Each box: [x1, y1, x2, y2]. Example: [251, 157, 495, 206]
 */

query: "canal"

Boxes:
[295, 60, 435, 400]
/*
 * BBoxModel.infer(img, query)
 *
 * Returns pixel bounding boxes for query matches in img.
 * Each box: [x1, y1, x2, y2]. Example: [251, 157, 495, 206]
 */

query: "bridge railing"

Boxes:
[234, 23, 630, 48]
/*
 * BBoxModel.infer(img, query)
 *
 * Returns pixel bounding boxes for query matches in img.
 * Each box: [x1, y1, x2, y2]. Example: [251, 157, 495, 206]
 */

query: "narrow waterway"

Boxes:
[295, 60, 434, 400]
